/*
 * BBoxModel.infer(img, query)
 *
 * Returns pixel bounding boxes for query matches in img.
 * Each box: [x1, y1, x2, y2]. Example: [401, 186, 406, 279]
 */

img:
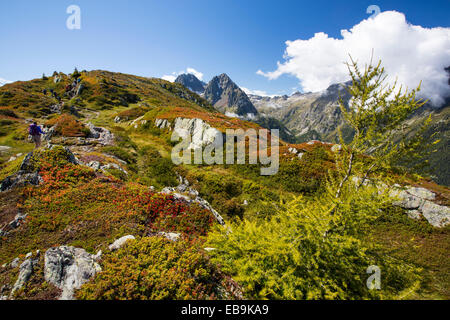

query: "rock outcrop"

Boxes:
[1, 146, 79, 192]
[11, 252, 40, 294]
[390, 186, 450, 228]
[391, 186, 450, 227]
[154, 117, 223, 150]
[161, 176, 225, 226]
[384, 186, 450, 228]
[108, 235, 135, 251]
[154, 118, 171, 129]
[85, 161, 128, 175]
[352, 177, 449, 227]
[0, 212, 27, 237]
[44, 246, 102, 300]
[130, 116, 147, 129]
[0, 172, 42, 192]
[157, 232, 181, 242]
[86, 123, 114, 145]
[173, 118, 223, 150]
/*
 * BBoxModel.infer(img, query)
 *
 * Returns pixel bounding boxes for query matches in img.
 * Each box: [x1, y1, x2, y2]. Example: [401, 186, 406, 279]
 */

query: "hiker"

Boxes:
[28, 121, 43, 148]
[42, 89, 47, 95]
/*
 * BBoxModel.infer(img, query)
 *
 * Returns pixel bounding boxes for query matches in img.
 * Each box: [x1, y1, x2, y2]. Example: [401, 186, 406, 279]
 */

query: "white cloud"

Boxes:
[186, 68, 204, 81]
[241, 87, 277, 97]
[162, 67, 204, 82]
[0, 78, 12, 86]
[162, 74, 177, 82]
[257, 11, 450, 106]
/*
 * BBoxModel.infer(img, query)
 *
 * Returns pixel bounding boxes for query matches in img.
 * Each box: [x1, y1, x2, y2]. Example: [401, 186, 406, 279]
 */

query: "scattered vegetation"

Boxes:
[207, 188, 421, 299]
[45, 114, 90, 137]
[136, 146, 178, 188]
[0, 64, 448, 300]
[76, 237, 240, 300]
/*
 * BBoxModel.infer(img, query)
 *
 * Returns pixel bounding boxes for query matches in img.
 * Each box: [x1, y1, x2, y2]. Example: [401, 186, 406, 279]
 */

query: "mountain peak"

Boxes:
[217, 73, 231, 80]
[204, 74, 258, 116]
[174, 73, 206, 94]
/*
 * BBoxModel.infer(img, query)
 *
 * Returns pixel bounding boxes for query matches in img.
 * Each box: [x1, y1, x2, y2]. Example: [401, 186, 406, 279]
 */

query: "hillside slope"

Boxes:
[0, 70, 448, 300]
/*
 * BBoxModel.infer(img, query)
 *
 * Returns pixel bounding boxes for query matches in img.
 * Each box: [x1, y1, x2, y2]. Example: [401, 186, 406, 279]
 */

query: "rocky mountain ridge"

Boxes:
[249, 81, 450, 186]
[175, 73, 258, 117]
[174, 74, 206, 94]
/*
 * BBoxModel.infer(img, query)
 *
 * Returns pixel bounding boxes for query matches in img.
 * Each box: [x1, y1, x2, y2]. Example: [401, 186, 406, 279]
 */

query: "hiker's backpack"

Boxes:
[29, 125, 40, 136]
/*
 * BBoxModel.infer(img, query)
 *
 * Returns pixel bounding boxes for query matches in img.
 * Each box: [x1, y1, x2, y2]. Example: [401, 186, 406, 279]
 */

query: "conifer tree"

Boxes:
[334, 57, 438, 198]
[206, 59, 430, 300]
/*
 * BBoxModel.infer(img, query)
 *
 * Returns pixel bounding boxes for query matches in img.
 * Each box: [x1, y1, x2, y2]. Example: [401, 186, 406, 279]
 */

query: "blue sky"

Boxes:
[0, 0, 449, 96]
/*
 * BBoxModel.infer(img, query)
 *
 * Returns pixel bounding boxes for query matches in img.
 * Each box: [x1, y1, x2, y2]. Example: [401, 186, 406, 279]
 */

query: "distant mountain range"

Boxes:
[249, 82, 353, 141]
[174, 72, 450, 185]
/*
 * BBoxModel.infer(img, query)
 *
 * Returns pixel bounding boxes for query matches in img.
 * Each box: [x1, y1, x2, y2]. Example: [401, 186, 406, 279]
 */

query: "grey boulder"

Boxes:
[108, 235, 135, 251]
[44, 246, 101, 300]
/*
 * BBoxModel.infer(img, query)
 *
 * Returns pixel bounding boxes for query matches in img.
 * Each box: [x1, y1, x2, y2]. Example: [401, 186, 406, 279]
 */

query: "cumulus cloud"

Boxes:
[257, 11, 450, 106]
[185, 68, 204, 81]
[162, 74, 177, 82]
[162, 67, 204, 82]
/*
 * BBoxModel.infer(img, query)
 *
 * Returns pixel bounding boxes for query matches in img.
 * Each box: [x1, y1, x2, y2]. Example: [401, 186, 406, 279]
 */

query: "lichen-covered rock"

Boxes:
[75, 83, 84, 96]
[407, 210, 422, 220]
[42, 126, 56, 141]
[331, 144, 342, 153]
[390, 186, 449, 227]
[130, 116, 147, 128]
[9, 258, 20, 269]
[157, 232, 181, 242]
[11, 258, 34, 294]
[100, 162, 126, 172]
[420, 201, 450, 228]
[173, 118, 223, 150]
[86, 123, 114, 145]
[161, 180, 225, 226]
[0, 172, 42, 192]
[155, 118, 171, 129]
[87, 161, 101, 170]
[108, 235, 135, 251]
[44, 246, 102, 300]
[392, 189, 424, 209]
[1, 147, 79, 192]
[405, 187, 436, 201]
